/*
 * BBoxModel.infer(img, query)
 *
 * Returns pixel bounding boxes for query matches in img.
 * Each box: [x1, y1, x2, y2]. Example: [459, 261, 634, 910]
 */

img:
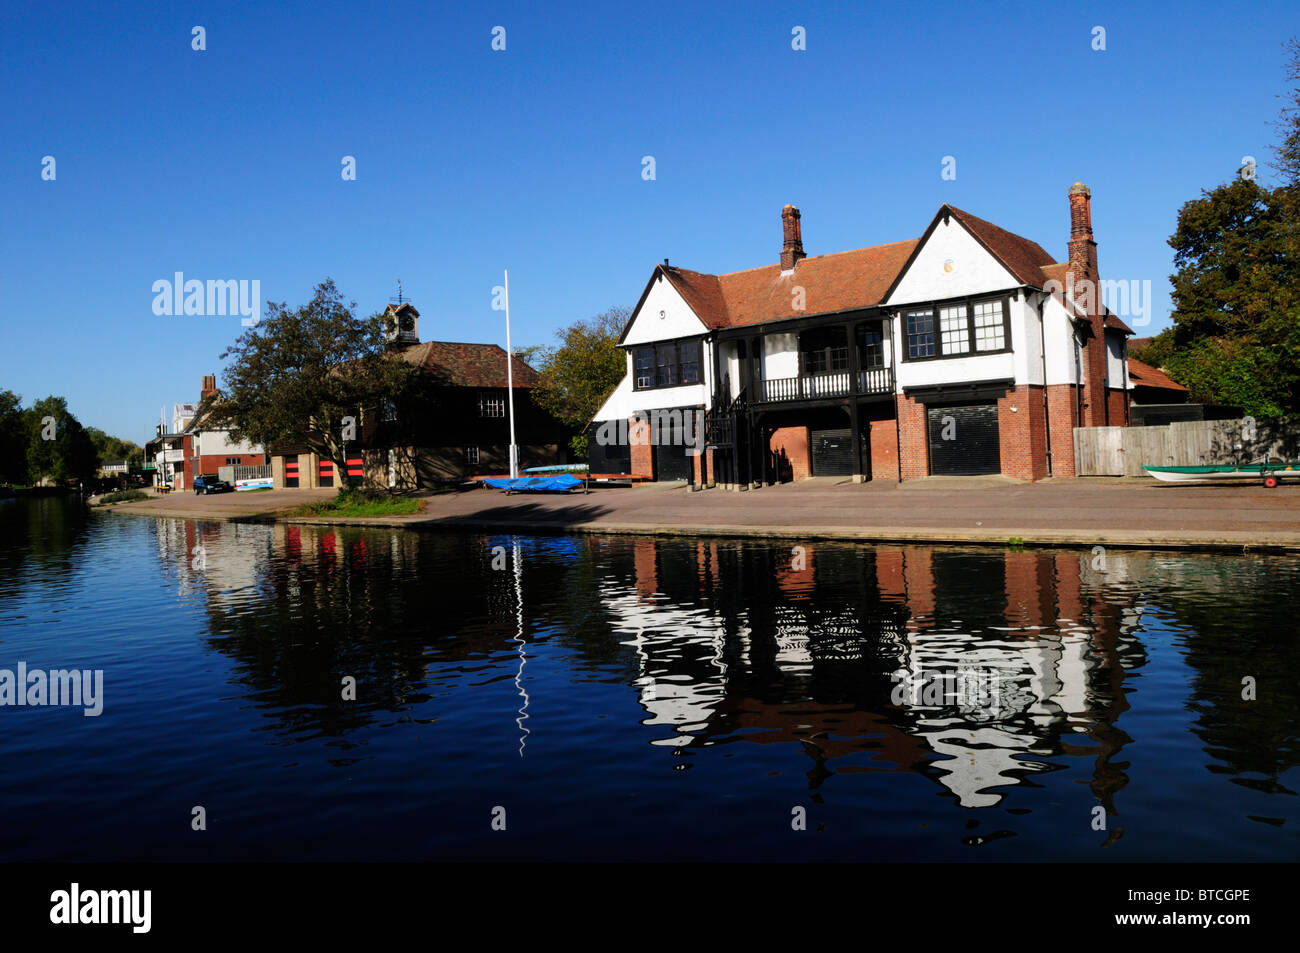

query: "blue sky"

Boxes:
[2, 0, 1295, 443]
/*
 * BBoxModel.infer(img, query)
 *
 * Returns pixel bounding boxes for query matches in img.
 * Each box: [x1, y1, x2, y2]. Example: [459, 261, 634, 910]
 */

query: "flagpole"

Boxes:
[504, 269, 519, 479]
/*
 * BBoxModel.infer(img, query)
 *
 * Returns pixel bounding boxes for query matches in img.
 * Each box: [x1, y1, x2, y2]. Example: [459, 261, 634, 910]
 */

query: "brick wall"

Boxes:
[628, 416, 653, 478]
[868, 418, 900, 482]
[996, 385, 1048, 481]
[896, 395, 930, 481]
[1106, 388, 1128, 426]
[1045, 384, 1079, 477]
[769, 426, 810, 481]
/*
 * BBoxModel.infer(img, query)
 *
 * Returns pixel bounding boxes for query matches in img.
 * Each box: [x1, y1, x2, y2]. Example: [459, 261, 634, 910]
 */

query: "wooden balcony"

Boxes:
[757, 367, 893, 404]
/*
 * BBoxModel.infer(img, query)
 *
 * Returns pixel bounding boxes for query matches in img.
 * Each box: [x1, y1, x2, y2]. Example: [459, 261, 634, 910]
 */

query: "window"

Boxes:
[655, 344, 677, 387]
[973, 299, 1006, 351]
[634, 348, 655, 388]
[679, 342, 701, 384]
[800, 327, 848, 375]
[225, 457, 241, 465]
[904, 296, 1009, 360]
[634, 339, 703, 390]
[381, 399, 397, 422]
[906, 310, 936, 359]
[856, 326, 884, 369]
[939, 305, 969, 355]
[478, 392, 505, 417]
[465, 446, 479, 464]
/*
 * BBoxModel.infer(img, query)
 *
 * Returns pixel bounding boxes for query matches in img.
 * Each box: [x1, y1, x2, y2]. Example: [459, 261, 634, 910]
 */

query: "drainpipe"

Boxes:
[1036, 291, 1053, 477]
[890, 309, 903, 483]
[1074, 329, 1084, 428]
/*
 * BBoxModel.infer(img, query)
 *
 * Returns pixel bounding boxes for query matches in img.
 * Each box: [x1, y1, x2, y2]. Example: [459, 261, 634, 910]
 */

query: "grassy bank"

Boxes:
[294, 486, 425, 518]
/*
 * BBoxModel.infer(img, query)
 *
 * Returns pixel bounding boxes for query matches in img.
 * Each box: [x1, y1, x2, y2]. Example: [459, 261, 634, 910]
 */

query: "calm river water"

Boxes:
[0, 497, 1296, 861]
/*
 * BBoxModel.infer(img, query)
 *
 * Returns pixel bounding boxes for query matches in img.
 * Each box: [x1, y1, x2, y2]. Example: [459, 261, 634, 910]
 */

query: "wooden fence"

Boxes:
[1073, 418, 1300, 476]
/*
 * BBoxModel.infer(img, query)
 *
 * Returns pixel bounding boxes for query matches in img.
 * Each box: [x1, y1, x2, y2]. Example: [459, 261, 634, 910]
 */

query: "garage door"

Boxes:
[654, 442, 692, 482]
[927, 404, 1000, 475]
[811, 428, 854, 476]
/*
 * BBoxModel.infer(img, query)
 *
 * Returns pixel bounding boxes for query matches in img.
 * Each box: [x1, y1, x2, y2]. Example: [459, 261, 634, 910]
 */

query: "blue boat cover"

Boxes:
[483, 474, 584, 492]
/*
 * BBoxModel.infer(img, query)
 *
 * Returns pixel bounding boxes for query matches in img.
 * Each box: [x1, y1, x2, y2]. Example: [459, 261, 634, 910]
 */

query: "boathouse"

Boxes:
[590, 185, 1134, 484]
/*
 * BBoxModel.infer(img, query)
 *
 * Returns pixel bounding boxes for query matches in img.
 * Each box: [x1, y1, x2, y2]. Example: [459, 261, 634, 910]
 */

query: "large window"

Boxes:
[634, 339, 703, 390]
[800, 327, 849, 375]
[904, 296, 1010, 361]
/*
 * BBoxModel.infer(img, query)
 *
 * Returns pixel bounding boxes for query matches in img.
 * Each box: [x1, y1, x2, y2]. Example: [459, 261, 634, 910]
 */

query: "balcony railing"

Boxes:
[758, 367, 893, 403]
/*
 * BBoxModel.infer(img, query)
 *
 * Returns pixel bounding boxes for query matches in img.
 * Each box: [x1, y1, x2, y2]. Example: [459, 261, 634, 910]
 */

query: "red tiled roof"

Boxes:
[398, 340, 539, 388]
[644, 203, 1138, 336]
[1127, 358, 1186, 392]
[661, 239, 920, 329]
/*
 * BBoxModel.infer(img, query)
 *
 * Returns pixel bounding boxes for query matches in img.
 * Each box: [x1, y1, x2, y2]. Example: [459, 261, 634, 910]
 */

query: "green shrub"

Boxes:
[97, 489, 148, 505]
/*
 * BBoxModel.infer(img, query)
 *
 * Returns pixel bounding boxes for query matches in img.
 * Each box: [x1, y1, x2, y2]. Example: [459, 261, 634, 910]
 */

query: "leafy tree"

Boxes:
[529, 307, 629, 458]
[216, 279, 415, 487]
[0, 390, 26, 484]
[85, 427, 143, 468]
[1158, 39, 1300, 415]
[23, 396, 97, 484]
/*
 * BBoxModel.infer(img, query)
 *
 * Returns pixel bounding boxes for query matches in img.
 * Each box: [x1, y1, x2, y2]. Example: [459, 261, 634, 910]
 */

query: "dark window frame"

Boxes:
[856, 324, 885, 369]
[632, 338, 704, 391]
[901, 294, 1013, 363]
[798, 326, 850, 377]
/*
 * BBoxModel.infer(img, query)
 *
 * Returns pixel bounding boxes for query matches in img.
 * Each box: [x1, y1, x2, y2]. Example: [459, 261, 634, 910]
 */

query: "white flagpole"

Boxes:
[504, 269, 519, 479]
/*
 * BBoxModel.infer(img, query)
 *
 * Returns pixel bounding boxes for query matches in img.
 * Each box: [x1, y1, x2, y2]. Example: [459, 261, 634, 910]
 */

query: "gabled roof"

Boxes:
[635, 239, 919, 334]
[400, 340, 540, 388]
[945, 206, 1058, 288]
[1127, 358, 1187, 393]
[623, 201, 1128, 337]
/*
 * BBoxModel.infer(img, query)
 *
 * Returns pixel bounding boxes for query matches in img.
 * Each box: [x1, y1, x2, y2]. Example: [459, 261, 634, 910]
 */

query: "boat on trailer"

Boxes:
[1143, 462, 1300, 487]
[482, 473, 586, 494]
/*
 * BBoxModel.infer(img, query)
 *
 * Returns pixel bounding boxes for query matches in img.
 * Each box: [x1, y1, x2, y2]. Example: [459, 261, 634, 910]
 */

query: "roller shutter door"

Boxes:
[927, 404, 1000, 475]
[811, 428, 854, 476]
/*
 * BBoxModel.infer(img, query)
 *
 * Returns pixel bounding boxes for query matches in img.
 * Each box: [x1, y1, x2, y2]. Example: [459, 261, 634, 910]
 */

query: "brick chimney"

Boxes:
[1067, 182, 1096, 278]
[781, 204, 805, 271]
[201, 374, 217, 399]
[1065, 183, 1108, 427]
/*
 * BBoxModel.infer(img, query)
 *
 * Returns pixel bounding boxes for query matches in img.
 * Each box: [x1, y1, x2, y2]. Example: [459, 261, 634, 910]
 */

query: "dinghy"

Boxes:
[1143, 462, 1299, 487]
[482, 473, 585, 494]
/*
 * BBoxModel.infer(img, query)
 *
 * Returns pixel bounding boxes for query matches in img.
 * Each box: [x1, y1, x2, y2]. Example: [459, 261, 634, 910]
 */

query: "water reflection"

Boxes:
[6, 499, 1296, 860]
[157, 521, 1297, 816]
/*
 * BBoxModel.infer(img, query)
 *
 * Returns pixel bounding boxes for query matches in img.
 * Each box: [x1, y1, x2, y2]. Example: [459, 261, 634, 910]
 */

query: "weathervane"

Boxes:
[390, 280, 406, 306]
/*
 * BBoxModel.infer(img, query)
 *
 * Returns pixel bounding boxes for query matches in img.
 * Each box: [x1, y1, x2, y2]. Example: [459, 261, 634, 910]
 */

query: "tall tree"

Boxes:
[216, 279, 415, 485]
[529, 307, 629, 457]
[23, 396, 97, 484]
[85, 427, 143, 467]
[0, 390, 27, 484]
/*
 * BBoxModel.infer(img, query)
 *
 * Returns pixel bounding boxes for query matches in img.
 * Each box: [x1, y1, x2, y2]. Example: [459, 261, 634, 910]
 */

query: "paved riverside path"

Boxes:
[110, 477, 1300, 551]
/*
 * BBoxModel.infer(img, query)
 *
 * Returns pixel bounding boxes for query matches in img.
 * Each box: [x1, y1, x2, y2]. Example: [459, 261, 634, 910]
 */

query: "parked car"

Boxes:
[193, 475, 233, 495]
